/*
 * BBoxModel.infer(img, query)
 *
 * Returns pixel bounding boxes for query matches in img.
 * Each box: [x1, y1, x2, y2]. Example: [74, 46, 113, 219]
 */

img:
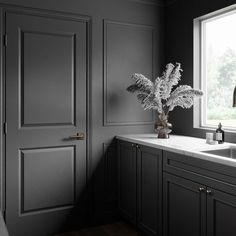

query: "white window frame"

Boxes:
[193, 4, 236, 131]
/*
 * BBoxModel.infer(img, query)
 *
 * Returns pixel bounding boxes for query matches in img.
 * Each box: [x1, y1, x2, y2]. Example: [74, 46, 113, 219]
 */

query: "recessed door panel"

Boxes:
[163, 173, 206, 236]
[21, 30, 75, 126]
[137, 147, 161, 236]
[207, 188, 236, 236]
[118, 141, 137, 224]
[21, 146, 75, 213]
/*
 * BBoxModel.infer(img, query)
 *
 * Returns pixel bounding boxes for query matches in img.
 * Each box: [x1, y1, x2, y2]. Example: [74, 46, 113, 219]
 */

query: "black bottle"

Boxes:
[215, 122, 224, 144]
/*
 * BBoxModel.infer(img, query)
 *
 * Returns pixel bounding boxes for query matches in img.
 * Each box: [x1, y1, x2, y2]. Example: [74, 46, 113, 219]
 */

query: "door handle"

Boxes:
[69, 133, 85, 140]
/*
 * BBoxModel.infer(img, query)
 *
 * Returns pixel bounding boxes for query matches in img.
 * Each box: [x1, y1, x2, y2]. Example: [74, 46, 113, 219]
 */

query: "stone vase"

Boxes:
[154, 114, 172, 138]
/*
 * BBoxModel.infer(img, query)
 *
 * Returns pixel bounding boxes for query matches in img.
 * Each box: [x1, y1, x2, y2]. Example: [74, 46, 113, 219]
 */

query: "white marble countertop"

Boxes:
[116, 134, 236, 168]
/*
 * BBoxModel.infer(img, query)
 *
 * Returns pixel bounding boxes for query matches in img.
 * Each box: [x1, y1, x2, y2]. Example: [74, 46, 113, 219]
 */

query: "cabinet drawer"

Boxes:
[163, 151, 236, 196]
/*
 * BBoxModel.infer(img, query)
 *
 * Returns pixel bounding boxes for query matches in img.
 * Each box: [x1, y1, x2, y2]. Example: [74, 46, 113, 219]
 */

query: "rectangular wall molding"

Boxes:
[103, 19, 155, 126]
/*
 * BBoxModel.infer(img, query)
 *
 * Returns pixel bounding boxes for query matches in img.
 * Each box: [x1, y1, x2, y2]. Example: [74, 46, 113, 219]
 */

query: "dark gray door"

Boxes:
[163, 173, 206, 236]
[137, 145, 162, 236]
[5, 11, 87, 236]
[118, 141, 137, 224]
[207, 188, 236, 236]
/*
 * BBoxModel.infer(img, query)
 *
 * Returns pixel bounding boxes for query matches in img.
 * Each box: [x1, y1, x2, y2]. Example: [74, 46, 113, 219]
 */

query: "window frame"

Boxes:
[193, 4, 236, 131]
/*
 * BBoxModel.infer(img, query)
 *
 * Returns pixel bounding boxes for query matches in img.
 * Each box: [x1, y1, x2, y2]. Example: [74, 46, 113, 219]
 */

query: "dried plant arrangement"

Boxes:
[127, 63, 203, 138]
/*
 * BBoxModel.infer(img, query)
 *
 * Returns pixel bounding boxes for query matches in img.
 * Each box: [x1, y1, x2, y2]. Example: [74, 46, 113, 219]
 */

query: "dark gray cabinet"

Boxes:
[163, 173, 206, 236]
[163, 151, 236, 236]
[207, 188, 236, 236]
[137, 145, 162, 236]
[117, 140, 162, 236]
[117, 140, 236, 236]
[118, 140, 137, 224]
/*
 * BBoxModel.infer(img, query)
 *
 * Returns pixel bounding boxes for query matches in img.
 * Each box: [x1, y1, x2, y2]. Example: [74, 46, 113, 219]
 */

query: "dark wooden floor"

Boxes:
[55, 222, 142, 236]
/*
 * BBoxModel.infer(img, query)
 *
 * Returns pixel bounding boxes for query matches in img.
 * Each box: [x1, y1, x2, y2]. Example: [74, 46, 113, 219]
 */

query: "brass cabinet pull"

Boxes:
[199, 187, 205, 192]
[206, 189, 212, 195]
[69, 133, 85, 140]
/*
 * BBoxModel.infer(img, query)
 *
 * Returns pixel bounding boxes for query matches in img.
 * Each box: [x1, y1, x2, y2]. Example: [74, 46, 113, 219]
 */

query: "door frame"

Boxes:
[0, 3, 91, 221]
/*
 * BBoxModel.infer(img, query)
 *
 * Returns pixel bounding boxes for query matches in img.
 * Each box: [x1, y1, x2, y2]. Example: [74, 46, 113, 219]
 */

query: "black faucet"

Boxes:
[233, 86, 236, 107]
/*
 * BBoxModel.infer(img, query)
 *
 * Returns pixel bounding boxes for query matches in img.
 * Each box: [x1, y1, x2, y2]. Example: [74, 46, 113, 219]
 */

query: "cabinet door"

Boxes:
[137, 145, 162, 236]
[118, 141, 137, 224]
[163, 173, 206, 236]
[207, 188, 236, 236]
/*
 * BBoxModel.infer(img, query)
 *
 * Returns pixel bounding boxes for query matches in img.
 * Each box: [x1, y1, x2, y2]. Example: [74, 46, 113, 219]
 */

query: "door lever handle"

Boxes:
[69, 133, 85, 140]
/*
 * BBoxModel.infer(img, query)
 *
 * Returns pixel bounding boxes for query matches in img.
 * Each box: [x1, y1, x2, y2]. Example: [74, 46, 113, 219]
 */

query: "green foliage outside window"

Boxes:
[207, 48, 236, 126]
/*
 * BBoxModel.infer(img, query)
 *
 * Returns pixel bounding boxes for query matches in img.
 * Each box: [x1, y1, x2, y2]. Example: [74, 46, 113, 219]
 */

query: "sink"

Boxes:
[201, 147, 236, 159]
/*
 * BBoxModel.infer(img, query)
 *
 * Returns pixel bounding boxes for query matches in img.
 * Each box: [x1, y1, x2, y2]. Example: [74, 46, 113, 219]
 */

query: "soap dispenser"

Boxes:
[215, 122, 224, 144]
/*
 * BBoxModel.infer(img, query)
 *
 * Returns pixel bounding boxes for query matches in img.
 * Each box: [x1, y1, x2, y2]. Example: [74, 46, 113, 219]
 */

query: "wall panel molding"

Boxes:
[103, 19, 155, 126]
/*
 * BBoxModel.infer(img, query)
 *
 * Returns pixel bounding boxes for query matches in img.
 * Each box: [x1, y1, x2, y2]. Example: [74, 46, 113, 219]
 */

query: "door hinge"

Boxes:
[3, 122, 7, 135]
[3, 35, 7, 47]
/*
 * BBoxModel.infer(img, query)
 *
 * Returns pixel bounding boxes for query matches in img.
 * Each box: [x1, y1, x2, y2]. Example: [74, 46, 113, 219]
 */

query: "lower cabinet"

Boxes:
[207, 188, 236, 236]
[118, 140, 236, 236]
[163, 169, 236, 236]
[117, 140, 162, 236]
[163, 173, 206, 236]
[137, 145, 162, 236]
[118, 140, 137, 224]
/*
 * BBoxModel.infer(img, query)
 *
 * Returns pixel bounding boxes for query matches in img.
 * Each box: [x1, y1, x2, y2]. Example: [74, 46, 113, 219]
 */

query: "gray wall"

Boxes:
[165, 0, 236, 143]
[0, 0, 164, 223]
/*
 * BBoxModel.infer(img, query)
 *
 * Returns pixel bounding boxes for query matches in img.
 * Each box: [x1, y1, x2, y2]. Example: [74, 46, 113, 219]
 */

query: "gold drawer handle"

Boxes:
[198, 187, 205, 192]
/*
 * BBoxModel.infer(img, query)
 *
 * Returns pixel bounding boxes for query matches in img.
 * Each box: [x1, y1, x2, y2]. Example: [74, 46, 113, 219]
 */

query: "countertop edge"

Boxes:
[116, 134, 236, 168]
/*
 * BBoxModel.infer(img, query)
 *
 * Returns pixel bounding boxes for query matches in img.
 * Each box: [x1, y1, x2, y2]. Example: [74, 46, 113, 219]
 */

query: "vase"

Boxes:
[154, 114, 172, 138]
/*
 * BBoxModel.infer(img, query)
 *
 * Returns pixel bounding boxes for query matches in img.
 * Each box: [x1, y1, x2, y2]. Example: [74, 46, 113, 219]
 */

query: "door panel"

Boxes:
[5, 11, 87, 236]
[22, 31, 75, 126]
[207, 188, 236, 236]
[21, 146, 75, 212]
[118, 141, 137, 224]
[163, 173, 206, 236]
[137, 146, 161, 236]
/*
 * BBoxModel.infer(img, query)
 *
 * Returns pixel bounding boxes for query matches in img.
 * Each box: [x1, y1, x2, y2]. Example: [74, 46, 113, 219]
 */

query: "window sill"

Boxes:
[195, 125, 236, 133]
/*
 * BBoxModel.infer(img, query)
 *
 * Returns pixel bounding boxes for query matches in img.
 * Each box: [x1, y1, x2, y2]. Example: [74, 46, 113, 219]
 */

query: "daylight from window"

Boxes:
[202, 10, 236, 128]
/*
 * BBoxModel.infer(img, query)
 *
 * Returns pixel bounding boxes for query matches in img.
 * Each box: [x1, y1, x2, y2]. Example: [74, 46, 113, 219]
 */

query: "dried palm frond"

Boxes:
[126, 63, 203, 115]
[127, 73, 153, 94]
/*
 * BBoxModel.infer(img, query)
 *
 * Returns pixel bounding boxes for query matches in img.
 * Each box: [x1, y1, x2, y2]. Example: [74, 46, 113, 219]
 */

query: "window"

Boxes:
[194, 5, 236, 130]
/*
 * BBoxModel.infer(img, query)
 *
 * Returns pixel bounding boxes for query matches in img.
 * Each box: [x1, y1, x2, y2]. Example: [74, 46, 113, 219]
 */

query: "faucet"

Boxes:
[233, 86, 236, 107]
